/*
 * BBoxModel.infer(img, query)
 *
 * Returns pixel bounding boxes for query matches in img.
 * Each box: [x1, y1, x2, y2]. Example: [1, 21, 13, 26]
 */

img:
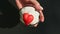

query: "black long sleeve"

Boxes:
[8, 0, 18, 9]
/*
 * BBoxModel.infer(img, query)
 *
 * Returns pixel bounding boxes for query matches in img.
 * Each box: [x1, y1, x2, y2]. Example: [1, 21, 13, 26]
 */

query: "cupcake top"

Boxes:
[20, 6, 40, 26]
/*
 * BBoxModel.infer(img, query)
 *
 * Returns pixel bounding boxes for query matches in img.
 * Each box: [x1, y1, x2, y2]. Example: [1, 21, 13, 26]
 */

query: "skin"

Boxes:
[15, 0, 44, 27]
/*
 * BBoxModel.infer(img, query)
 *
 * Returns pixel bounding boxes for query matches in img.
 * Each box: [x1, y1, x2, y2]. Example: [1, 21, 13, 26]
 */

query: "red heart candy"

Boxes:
[23, 13, 34, 26]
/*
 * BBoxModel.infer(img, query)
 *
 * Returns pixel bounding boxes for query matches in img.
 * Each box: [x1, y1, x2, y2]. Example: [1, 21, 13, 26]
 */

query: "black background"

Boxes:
[0, 0, 60, 34]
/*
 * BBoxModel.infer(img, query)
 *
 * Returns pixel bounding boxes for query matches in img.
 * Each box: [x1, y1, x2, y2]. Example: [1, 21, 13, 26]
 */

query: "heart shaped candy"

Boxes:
[23, 13, 34, 26]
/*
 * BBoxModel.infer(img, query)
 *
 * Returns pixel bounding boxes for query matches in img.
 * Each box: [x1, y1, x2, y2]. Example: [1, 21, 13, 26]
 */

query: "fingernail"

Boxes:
[41, 18, 44, 22]
[33, 23, 38, 27]
[40, 6, 43, 10]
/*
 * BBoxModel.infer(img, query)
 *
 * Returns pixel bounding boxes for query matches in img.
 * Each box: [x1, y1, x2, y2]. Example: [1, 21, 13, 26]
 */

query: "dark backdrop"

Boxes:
[0, 0, 60, 34]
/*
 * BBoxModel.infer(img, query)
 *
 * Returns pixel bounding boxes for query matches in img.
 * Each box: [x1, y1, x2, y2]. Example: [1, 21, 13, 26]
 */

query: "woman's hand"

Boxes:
[15, 0, 44, 23]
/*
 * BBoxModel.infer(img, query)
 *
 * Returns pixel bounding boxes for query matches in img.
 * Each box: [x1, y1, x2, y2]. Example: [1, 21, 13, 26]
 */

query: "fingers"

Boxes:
[16, 0, 43, 11]
[39, 10, 44, 22]
[30, 0, 43, 11]
[15, 0, 23, 9]
[30, 0, 44, 22]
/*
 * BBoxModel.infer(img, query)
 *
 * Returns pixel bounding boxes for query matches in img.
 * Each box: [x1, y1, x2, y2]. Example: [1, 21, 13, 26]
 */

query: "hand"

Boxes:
[15, 0, 44, 25]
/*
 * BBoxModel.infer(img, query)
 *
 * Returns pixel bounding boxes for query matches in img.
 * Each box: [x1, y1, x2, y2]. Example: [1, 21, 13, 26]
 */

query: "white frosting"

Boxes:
[20, 6, 40, 25]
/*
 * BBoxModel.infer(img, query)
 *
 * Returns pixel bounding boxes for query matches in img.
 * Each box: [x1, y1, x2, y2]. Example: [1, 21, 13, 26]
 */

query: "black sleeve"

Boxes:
[8, 0, 18, 9]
